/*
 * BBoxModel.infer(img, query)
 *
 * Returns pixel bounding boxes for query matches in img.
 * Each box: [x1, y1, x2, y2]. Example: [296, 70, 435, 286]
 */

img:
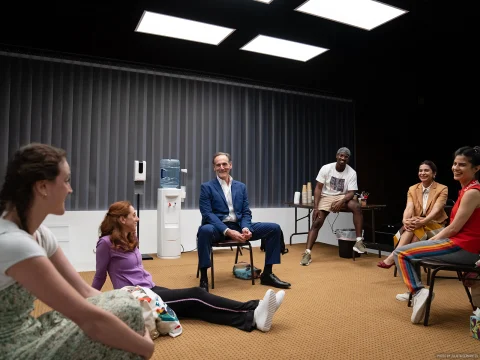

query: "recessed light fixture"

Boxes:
[135, 11, 235, 45]
[295, 0, 408, 31]
[254, 0, 274, 3]
[240, 35, 328, 62]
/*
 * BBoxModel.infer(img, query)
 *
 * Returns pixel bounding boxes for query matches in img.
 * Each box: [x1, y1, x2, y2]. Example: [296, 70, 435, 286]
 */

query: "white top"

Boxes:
[217, 175, 237, 223]
[316, 162, 358, 196]
[422, 183, 433, 215]
[0, 218, 58, 291]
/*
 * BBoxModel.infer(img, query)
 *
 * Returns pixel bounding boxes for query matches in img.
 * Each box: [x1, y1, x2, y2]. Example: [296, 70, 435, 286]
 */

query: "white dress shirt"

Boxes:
[217, 175, 237, 223]
[217, 176, 237, 235]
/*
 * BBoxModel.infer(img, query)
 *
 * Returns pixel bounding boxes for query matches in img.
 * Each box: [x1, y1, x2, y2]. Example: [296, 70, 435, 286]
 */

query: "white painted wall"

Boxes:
[44, 207, 356, 272]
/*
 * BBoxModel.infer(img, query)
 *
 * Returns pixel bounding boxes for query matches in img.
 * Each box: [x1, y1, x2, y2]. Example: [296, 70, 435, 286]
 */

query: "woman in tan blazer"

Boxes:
[378, 160, 448, 268]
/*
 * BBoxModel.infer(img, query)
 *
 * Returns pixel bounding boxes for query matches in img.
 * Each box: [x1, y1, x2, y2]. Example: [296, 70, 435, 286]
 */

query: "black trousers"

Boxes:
[151, 286, 259, 332]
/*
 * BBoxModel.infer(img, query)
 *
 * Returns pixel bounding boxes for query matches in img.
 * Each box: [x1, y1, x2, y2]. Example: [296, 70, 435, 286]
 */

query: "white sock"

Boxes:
[305, 249, 311, 254]
[356, 237, 363, 242]
[254, 289, 277, 332]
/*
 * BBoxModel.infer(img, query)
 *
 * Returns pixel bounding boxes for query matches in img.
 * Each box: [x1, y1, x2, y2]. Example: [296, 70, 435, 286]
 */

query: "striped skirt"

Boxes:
[393, 221, 444, 247]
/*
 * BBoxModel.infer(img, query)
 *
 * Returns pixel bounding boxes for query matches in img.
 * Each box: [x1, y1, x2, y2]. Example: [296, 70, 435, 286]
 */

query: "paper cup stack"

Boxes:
[306, 182, 312, 203]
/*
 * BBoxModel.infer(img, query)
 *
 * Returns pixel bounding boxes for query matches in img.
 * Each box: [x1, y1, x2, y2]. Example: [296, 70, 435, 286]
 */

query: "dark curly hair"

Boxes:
[454, 146, 480, 180]
[0, 143, 66, 233]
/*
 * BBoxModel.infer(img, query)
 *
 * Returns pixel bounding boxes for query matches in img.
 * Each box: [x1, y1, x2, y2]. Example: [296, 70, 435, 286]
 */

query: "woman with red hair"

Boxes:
[92, 201, 285, 333]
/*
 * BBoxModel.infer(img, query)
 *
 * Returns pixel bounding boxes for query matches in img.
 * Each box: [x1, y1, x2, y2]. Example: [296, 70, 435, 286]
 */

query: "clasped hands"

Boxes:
[226, 228, 252, 242]
[403, 216, 426, 232]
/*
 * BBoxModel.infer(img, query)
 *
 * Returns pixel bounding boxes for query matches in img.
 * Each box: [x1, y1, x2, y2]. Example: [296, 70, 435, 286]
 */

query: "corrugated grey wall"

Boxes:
[0, 53, 355, 210]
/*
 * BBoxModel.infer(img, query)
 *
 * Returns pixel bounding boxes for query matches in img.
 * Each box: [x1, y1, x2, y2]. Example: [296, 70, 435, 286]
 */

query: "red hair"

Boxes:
[99, 201, 138, 251]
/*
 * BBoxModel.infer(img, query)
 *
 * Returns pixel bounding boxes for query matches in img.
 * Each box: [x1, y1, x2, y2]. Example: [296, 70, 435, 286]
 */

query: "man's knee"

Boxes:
[311, 217, 324, 230]
[198, 225, 215, 239]
[272, 223, 281, 234]
[348, 200, 362, 213]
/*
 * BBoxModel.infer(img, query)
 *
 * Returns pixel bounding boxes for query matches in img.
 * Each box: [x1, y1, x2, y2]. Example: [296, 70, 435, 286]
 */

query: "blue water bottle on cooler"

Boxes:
[160, 159, 180, 188]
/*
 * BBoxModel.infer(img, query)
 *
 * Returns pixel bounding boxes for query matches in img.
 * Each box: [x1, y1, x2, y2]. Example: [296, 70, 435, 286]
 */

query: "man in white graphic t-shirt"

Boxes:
[300, 147, 365, 266]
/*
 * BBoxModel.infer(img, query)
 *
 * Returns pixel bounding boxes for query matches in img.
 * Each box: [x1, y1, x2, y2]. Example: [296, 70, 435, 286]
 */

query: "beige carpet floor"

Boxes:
[33, 243, 479, 359]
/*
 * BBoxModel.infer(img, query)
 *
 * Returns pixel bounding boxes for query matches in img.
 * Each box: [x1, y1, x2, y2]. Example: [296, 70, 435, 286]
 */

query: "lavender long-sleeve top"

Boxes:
[92, 235, 155, 290]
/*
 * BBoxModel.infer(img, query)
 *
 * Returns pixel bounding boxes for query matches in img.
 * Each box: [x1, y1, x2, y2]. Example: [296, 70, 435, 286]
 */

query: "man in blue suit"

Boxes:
[197, 152, 291, 292]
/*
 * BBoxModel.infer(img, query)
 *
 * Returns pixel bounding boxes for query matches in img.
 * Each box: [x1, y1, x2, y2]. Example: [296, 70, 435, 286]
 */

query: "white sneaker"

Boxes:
[411, 288, 432, 324]
[258, 291, 286, 312]
[396, 292, 410, 302]
[275, 290, 285, 311]
[254, 289, 277, 332]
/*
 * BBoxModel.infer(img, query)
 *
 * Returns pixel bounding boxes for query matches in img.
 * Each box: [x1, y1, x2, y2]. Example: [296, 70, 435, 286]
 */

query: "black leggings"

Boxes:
[151, 286, 259, 332]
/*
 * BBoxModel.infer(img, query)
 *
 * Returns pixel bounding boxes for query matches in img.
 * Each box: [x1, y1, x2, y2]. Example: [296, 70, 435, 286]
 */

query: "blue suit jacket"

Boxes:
[199, 178, 252, 234]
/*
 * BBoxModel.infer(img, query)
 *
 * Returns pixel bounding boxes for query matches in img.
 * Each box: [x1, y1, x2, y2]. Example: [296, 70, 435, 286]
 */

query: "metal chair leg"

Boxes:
[196, 237, 200, 278]
[229, 245, 242, 256]
[210, 249, 215, 289]
[235, 246, 240, 264]
[249, 243, 255, 285]
[423, 268, 439, 326]
[199, 240, 255, 290]
[458, 271, 476, 310]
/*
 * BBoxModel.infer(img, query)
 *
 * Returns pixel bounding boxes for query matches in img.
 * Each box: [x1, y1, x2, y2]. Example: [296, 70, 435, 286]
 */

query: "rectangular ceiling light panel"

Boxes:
[241, 35, 328, 62]
[254, 0, 274, 3]
[136, 11, 235, 45]
[295, 0, 408, 30]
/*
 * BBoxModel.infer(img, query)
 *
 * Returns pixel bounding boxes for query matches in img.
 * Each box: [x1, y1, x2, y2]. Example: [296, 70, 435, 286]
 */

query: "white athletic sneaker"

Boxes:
[396, 292, 410, 302]
[411, 288, 431, 324]
[254, 289, 277, 332]
[275, 290, 285, 311]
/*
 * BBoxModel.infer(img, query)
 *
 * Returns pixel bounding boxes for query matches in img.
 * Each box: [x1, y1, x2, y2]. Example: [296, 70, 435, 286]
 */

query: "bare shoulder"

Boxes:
[464, 187, 480, 204]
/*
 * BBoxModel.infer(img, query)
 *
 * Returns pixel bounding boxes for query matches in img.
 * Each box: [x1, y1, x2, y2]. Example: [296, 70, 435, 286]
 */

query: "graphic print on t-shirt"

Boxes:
[330, 177, 345, 192]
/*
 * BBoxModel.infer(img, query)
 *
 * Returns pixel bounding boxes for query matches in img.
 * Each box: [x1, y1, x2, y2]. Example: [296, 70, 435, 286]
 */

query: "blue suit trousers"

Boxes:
[197, 222, 282, 269]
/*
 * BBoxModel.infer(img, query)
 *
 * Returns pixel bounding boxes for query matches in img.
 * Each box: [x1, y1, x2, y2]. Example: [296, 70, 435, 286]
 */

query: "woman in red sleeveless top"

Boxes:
[393, 146, 480, 324]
